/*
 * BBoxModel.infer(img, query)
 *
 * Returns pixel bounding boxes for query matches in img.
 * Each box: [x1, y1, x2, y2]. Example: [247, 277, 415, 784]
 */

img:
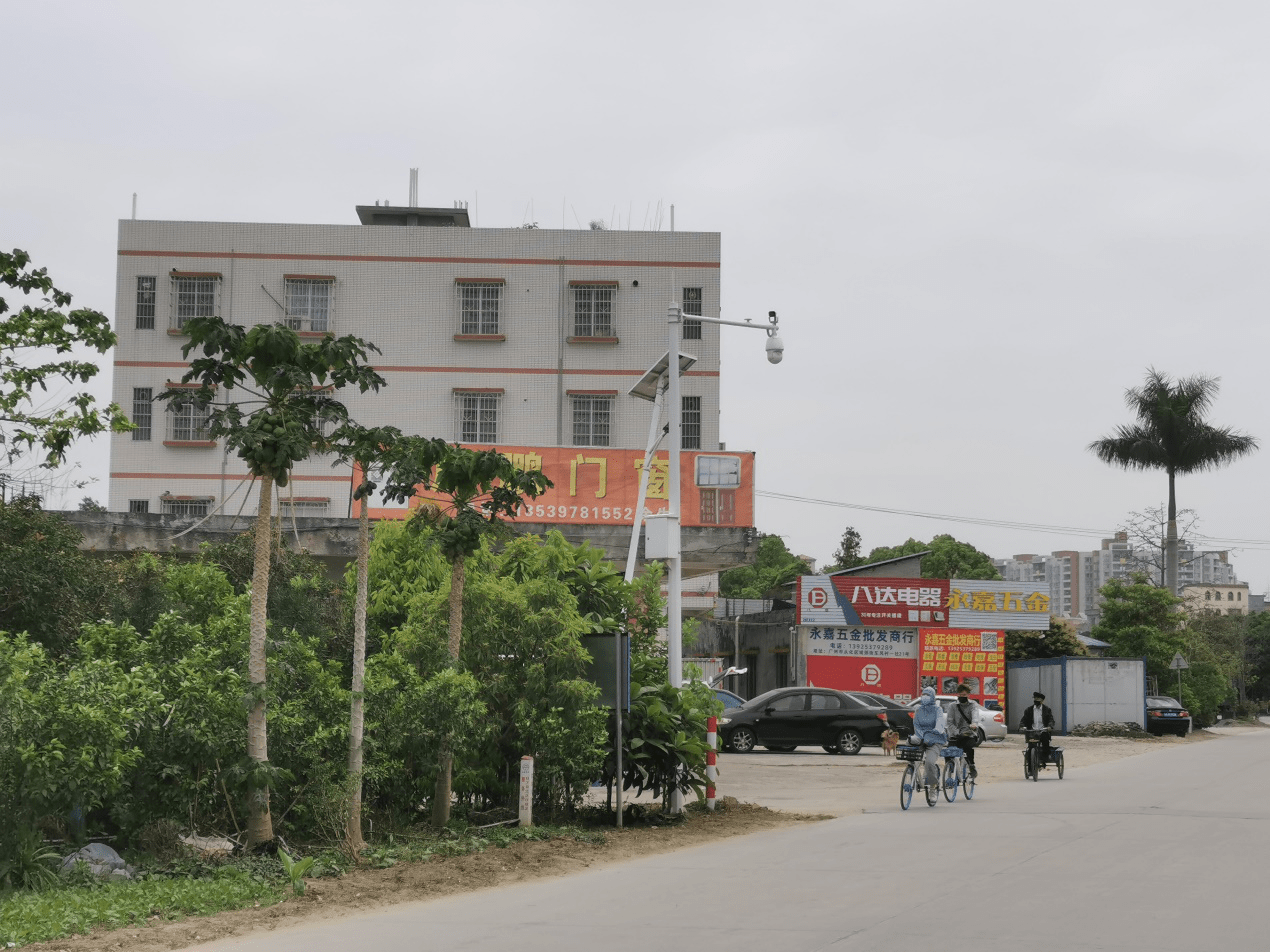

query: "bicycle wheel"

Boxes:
[962, 761, 976, 800]
[925, 765, 940, 806]
[1030, 748, 1039, 782]
[943, 758, 958, 802]
[1056, 751, 1065, 780]
[900, 764, 915, 810]
[1022, 750, 1032, 780]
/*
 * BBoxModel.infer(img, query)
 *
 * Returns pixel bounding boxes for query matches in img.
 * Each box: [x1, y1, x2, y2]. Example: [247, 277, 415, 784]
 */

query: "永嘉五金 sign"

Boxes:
[947, 579, 1051, 632]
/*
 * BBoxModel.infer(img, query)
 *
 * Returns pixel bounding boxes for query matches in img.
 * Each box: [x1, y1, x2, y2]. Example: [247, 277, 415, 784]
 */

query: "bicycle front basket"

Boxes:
[895, 745, 923, 762]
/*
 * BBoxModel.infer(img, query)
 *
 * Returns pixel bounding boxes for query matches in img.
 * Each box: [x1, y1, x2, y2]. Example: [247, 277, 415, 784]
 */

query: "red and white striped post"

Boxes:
[706, 716, 718, 811]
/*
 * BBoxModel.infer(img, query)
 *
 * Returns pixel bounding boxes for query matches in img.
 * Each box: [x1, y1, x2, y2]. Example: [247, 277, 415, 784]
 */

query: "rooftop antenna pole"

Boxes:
[131, 193, 137, 220]
[408, 168, 418, 207]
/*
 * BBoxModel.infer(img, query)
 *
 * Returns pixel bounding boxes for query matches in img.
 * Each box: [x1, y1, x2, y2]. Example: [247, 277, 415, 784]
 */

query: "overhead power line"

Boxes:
[754, 489, 1270, 551]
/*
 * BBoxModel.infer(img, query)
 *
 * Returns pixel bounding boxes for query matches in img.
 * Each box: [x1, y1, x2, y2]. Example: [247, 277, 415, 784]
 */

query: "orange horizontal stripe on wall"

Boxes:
[566, 389, 619, 395]
[117, 360, 717, 377]
[121, 250, 720, 269]
[283, 274, 336, 281]
[112, 472, 349, 482]
[455, 277, 506, 284]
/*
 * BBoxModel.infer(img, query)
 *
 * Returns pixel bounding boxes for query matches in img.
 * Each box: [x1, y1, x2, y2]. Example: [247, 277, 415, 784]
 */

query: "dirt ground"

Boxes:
[24, 723, 1259, 952]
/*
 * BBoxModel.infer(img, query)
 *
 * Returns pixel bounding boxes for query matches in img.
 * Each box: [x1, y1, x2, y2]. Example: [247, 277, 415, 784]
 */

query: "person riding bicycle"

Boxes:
[911, 686, 948, 791]
[948, 683, 979, 779]
[1020, 690, 1056, 767]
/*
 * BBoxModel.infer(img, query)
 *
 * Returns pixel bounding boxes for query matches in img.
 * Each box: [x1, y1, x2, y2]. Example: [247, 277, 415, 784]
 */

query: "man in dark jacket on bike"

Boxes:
[948, 683, 979, 779]
[1020, 690, 1056, 766]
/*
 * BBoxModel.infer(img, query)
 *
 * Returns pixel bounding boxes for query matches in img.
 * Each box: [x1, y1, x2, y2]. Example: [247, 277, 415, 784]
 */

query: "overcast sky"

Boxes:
[5, 1, 1270, 592]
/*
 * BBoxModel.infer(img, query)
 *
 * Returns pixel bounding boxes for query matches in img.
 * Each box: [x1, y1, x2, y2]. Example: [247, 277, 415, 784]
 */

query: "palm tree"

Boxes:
[1089, 369, 1257, 595]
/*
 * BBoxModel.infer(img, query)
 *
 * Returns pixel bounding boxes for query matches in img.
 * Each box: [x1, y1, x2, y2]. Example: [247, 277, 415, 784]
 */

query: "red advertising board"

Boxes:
[918, 628, 1004, 706]
[797, 576, 950, 628]
[355, 446, 754, 528]
[807, 656, 919, 703]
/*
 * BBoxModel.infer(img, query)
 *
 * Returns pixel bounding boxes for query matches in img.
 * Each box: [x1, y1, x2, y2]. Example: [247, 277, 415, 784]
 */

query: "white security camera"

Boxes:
[765, 333, 784, 364]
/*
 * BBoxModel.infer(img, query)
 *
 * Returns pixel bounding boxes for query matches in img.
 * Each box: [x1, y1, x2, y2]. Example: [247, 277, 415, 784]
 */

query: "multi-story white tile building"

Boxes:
[108, 204, 724, 518]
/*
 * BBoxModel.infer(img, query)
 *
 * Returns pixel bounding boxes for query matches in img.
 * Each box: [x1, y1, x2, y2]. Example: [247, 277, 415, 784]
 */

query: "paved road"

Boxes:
[203, 731, 1270, 952]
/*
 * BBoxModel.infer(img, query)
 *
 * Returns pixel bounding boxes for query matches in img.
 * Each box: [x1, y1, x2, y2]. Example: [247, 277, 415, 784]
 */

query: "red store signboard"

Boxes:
[797, 576, 950, 628]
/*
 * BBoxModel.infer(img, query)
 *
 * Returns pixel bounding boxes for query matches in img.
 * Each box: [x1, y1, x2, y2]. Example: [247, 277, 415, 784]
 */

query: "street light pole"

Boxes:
[666, 303, 684, 695]
[625, 305, 782, 814]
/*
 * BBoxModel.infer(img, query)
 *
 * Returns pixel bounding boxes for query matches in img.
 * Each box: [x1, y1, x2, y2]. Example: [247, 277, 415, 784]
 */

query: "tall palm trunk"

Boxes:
[246, 476, 275, 848]
[1166, 469, 1179, 596]
[345, 497, 370, 854]
[431, 553, 465, 830]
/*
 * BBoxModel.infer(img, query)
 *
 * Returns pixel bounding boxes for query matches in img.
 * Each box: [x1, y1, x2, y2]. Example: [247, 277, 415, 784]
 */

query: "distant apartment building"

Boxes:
[1181, 582, 1250, 616]
[995, 533, 1244, 629]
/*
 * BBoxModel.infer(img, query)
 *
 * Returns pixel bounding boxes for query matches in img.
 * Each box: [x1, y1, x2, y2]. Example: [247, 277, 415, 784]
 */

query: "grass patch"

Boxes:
[0, 824, 606, 947]
[0, 868, 283, 948]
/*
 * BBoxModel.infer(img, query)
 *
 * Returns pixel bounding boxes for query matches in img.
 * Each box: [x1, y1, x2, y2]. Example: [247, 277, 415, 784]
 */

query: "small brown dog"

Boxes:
[881, 729, 900, 755]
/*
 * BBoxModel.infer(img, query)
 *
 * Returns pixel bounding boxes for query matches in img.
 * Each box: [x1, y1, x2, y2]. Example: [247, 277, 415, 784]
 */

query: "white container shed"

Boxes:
[1006, 657, 1147, 733]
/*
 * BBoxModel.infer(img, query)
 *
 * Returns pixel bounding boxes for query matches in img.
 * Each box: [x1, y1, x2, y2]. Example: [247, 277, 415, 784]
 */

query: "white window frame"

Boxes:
[161, 497, 213, 518]
[455, 391, 500, 443]
[695, 455, 742, 488]
[131, 387, 153, 441]
[285, 277, 334, 332]
[571, 283, 615, 337]
[171, 274, 221, 330]
[682, 286, 703, 340]
[571, 394, 613, 447]
[278, 497, 331, 516]
[136, 276, 157, 329]
[681, 395, 702, 450]
[456, 280, 502, 335]
[166, 393, 213, 441]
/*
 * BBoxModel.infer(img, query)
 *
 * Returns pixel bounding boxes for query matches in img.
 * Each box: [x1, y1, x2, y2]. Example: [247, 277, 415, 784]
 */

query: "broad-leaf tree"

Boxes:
[0, 249, 131, 467]
[719, 534, 811, 598]
[159, 316, 385, 847]
[825, 525, 863, 572]
[331, 422, 403, 854]
[382, 438, 551, 828]
[862, 534, 1000, 580]
[1090, 368, 1257, 594]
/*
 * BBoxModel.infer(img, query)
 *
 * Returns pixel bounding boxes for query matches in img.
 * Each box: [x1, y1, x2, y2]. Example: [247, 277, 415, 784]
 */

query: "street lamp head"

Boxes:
[765, 333, 784, 364]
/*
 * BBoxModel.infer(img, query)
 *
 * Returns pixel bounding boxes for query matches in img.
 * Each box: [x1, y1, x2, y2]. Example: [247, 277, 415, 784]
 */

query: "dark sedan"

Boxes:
[1146, 695, 1191, 736]
[719, 687, 891, 755]
[845, 691, 915, 738]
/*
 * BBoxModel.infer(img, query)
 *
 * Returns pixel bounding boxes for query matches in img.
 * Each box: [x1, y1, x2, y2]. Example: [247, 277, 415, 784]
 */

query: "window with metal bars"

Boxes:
[682, 287, 702, 340]
[456, 393, 499, 443]
[279, 498, 330, 515]
[136, 276, 156, 329]
[132, 387, 152, 441]
[285, 278, 332, 332]
[172, 275, 219, 329]
[458, 283, 501, 334]
[571, 395, 612, 446]
[572, 285, 614, 337]
[681, 395, 702, 449]
[162, 498, 211, 518]
[167, 395, 212, 441]
[128, 499, 150, 514]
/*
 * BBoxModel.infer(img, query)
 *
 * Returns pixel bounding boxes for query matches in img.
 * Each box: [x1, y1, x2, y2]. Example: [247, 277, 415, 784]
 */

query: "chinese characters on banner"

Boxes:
[355, 446, 755, 528]
[801, 625, 919, 700]
[947, 579, 1051, 631]
[797, 576, 950, 627]
[918, 628, 1004, 706]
